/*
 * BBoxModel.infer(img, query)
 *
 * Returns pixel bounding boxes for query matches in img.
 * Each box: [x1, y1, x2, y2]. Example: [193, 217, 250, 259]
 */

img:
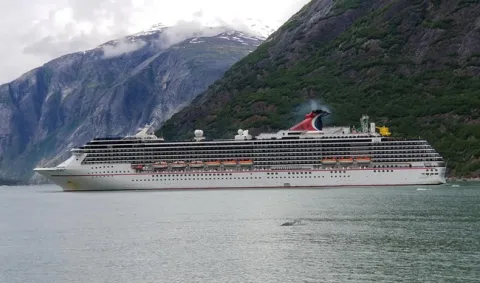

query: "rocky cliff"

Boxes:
[0, 25, 265, 182]
[159, 0, 480, 178]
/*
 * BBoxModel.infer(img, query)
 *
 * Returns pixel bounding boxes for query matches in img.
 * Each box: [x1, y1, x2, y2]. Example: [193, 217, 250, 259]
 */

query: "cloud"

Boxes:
[155, 20, 228, 49]
[101, 39, 147, 58]
[0, 0, 311, 84]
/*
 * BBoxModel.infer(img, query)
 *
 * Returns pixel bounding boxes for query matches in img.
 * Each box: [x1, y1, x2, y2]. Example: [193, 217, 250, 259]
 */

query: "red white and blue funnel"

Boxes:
[289, 110, 330, 131]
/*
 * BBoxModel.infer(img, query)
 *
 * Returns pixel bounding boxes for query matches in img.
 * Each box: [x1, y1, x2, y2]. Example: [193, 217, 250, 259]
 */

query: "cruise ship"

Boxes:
[34, 110, 446, 191]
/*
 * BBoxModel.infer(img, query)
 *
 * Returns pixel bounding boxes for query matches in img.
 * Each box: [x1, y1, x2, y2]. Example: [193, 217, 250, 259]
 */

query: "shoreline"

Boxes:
[446, 177, 480, 182]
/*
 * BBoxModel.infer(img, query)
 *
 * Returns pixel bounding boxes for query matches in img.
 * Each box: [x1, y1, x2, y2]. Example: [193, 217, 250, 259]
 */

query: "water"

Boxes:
[1, 183, 479, 283]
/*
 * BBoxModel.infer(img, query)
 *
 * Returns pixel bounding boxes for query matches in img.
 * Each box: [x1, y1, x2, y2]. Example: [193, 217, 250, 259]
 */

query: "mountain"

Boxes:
[0, 23, 266, 182]
[159, 0, 480, 178]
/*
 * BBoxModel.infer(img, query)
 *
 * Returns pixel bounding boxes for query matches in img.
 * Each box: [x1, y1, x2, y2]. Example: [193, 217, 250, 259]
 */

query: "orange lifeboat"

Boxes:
[171, 161, 187, 168]
[338, 157, 354, 165]
[356, 157, 372, 164]
[131, 164, 144, 170]
[205, 161, 221, 167]
[321, 158, 337, 165]
[189, 161, 204, 168]
[152, 161, 168, 170]
[222, 160, 238, 166]
[239, 159, 253, 166]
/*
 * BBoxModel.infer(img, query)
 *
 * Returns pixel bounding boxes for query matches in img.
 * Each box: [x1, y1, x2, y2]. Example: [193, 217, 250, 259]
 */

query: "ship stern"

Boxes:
[439, 166, 447, 184]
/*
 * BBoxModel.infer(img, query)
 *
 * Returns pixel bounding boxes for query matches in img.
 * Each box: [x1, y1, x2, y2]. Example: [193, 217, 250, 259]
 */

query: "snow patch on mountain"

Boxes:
[131, 18, 275, 42]
[190, 38, 205, 44]
[238, 18, 276, 39]
[134, 23, 168, 36]
[213, 31, 263, 46]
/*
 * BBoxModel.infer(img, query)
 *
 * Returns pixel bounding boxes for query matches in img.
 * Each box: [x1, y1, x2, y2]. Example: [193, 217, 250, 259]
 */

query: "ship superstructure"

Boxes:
[34, 111, 446, 191]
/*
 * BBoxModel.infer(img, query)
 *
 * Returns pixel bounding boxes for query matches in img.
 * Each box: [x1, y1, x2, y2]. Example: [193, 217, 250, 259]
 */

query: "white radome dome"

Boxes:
[194, 130, 204, 137]
[238, 129, 244, 135]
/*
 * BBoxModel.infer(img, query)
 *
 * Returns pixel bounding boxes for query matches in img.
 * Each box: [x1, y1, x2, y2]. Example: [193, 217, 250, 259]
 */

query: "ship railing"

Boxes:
[80, 143, 433, 153]
[81, 150, 438, 159]
[83, 153, 444, 160]
[81, 157, 444, 165]
[81, 143, 434, 152]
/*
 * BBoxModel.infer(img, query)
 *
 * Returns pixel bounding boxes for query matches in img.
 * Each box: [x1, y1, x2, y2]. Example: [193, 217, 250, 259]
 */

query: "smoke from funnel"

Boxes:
[309, 99, 331, 113]
[294, 99, 333, 124]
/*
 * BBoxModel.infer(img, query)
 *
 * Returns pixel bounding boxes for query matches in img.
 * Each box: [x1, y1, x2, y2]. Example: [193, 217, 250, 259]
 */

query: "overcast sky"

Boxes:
[0, 0, 310, 83]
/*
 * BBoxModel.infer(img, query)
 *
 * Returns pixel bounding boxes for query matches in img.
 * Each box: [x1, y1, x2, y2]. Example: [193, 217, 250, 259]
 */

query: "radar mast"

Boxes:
[360, 115, 369, 133]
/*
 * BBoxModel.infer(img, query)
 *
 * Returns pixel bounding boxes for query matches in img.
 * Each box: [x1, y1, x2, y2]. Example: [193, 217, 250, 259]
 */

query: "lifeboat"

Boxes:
[338, 157, 354, 165]
[239, 159, 253, 166]
[131, 164, 144, 170]
[222, 160, 238, 166]
[205, 161, 221, 167]
[189, 161, 204, 168]
[321, 158, 337, 165]
[171, 161, 187, 168]
[152, 161, 168, 169]
[356, 157, 372, 164]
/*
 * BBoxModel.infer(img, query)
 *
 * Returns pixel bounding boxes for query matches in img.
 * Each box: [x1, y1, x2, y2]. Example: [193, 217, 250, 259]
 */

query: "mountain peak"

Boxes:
[131, 18, 276, 41]
[133, 23, 168, 37]
[241, 18, 276, 39]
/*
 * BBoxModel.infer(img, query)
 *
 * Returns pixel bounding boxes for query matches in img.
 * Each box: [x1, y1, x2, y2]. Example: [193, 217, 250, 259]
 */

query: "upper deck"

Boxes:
[83, 111, 389, 147]
[71, 111, 444, 167]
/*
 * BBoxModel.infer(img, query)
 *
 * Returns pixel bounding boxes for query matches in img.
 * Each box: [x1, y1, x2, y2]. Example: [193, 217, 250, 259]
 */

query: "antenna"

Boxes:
[360, 115, 369, 133]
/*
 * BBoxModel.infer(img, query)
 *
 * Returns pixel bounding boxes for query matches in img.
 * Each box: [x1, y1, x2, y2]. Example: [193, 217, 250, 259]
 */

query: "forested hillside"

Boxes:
[159, 0, 480, 177]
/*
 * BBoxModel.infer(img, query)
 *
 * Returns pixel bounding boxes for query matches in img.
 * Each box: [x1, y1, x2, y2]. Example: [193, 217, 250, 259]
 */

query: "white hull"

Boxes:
[35, 160, 446, 191]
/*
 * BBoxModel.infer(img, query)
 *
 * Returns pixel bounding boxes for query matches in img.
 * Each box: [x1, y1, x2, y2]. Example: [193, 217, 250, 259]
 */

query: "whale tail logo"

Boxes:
[289, 110, 330, 131]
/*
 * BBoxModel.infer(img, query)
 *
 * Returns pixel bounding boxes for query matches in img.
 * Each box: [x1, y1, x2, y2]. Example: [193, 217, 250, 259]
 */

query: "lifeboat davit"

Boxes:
[239, 159, 253, 166]
[205, 161, 221, 167]
[152, 161, 168, 169]
[223, 160, 238, 166]
[356, 157, 372, 164]
[171, 161, 187, 168]
[321, 158, 337, 165]
[189, 161, 204, 168]
[338, 158, 354, 165]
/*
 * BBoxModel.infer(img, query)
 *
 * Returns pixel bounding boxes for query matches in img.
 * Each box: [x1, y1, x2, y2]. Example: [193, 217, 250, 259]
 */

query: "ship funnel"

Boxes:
[290, 110, 330, 131]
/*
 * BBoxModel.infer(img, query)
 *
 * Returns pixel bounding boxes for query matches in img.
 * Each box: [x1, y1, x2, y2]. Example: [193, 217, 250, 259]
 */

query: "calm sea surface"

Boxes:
[0, 183, 479, 283]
